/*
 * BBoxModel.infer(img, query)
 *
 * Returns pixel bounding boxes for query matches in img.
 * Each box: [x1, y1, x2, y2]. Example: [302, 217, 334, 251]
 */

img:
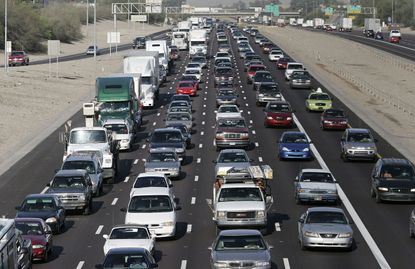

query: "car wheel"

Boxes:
[43, 247, 49, 262]
[375, 190, 382, 203]
[295, 194, 302, 205]
[410, 226, 414, 238]
[300, 237, 307, 250]
[83, 200, 92, 215]
[341, 152, 349, 162]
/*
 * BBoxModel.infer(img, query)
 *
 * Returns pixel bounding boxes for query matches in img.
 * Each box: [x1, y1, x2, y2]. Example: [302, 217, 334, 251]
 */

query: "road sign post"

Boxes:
[47, 40, 61, 78]
[107, 32, 120, 55]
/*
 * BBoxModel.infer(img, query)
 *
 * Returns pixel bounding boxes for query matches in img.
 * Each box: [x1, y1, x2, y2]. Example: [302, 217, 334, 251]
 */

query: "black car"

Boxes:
[15, 194, 66, 234]
[214, 67, 234, 86]
[216, 88, 238, 107]
[132, 37, 146, 49]
[166, 124, 192, 147]
[96, 247, 158, 269]
[148, 128, 186, 159]
[252, 71, 275, 90]
[371, 158, 415, 203]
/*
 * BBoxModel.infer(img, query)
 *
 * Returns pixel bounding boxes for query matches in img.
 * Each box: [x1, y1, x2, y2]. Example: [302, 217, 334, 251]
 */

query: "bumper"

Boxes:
[9, 59, 25, 64]
[344, 150, 376, 160]
[378, 192, 415, 202]
[307, 105, 331, 112]
[142, 98, 154, 108]
[258, 97, 281, 104]
[215, 139, 250, 148]
[177, 89, 197, 96]
[216, 218, 267, 227]
[118, 140, 131, 150]
[303, 236, 353, 248]
[145, 169, 180, 178]
[149, 225, 176, 238]
[297, 193, 339, 203]
[291, 83, 311, 89]
[103, 168, 114, 179]
[217, 100, 237, 106]
[280, 151, 312, 159]
[61, 202, 88, 210]
[323, 123, 348, 130]
[32, 247, 47, 260]
[265, 119, 293, 127]
[212, 263, 270, 269]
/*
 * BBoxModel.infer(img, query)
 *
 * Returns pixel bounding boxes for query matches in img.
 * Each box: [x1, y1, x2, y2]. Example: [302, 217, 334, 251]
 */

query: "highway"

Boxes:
[1, 24, 415, 269]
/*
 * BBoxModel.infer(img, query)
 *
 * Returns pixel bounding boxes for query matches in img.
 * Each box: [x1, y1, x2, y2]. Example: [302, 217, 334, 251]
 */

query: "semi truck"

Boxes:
[364, 18, 381, 37]
[172, 31, 188, 50]
[339, 18, 352, 32]
[313, 18, 324, 29]
[123, 51, 160, 108]
[177, 20, 192, 33]
[145, 40, 169, 73]
[188, 29, 207, 56]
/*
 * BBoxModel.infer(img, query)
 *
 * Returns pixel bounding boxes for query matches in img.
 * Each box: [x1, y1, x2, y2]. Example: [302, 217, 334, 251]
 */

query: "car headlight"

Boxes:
[267, 116, 273, 120]
[240, 133, 249, 138]
[298, 188, 309, 193]
[105, 158, 112, 164]
[411, 189, 415, 193]
[378, 187, 389, 192]
[304, 231, 318, 237]
[326, 189, 337, 194]
[256, 210, 265, 218]
[338, 232, 352, 238]
[282, 147, 289, 151]
[213, 262, 228, 268]
[32, 245, 46, 249]
[255, 261, 270, 266]
[46, 217, 57, 223]
[161, 221, 174, 226]
[258, 94, 264, 97]
[303, 148, 310, 152]
[286, 117, 292, 120]
[122, 139, 129, 143]
[217, 211, 226, 218]
[79, 194, 86, 201]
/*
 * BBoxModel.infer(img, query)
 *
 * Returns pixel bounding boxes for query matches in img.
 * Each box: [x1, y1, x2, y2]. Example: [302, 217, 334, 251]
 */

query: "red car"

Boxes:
[277, 57, 290, 69]
[320, 108, 348, 130]
[8, 50, 29, 66]
[176, 80, 197, 96]
[264, 101, 294, 128]
[247, 64, 267, 84]
[15, 218, 53, 262]
[389, 36, 400, 44]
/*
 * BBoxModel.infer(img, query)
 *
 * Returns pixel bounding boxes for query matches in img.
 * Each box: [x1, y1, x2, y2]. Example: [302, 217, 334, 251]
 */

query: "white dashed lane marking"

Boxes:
[283, 258, 290, 269]
[111, 198, 118, 206]
[194, 175, 199, 182]
[199, 144, 203, 148]
[181, 260, 187, 269]
[275, 222, 281, 232]
[258, 157, 263, 162]
[95, 225, 104, 235]
[255, 142, 259, 147]
[197, 158, 201, 163]
[124, 176, 130, 183]
[186, 224, 192, 233]
[191, 197, 196, 204]
[133, 159, 138, 165]
[76, 261, 85, 269]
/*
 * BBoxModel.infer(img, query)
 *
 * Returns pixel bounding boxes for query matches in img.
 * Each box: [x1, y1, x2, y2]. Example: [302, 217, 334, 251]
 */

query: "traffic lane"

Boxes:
[252, 29, 415, 267]
[230, 34, 380, 269]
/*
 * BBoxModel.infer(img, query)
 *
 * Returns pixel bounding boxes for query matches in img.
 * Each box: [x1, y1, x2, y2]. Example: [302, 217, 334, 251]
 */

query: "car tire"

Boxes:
[410, 226, 414, 238]
[83, 200, 92, 215]
[300, 237, 307, 250]
[375, 190, 382, 203]
[295, 194, 302, 205]
[43, 247, 49, 262]
[341, 152, 349, 162]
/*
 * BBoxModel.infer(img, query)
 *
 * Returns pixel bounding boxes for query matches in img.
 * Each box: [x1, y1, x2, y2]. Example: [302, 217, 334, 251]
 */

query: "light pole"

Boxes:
[93, 0, 96, 60]
[373, 0, 376, 18]
[4, 0, 8, 73]
[391, 0, 394, 24]
[86, 0, 89, 28]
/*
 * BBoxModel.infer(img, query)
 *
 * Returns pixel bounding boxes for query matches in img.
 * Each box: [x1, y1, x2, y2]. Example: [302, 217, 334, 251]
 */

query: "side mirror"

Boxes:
[120, 208, 127, 212]
[268, 245, 274, 250]
[46, 183, 51, 187]
[208, 246, 213, 250]
[298, 218, 305, 224]
[212, 160, 217, 163]
[294, 176, 299, 182]
[102, 234, 109, 240]
[175, 205, 182, 211]
[265, 196, 273, 204]
[15, 206, 21, 211]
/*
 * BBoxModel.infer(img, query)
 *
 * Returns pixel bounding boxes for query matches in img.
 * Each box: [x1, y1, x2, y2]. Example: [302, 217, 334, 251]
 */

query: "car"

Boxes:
[259, 39, 269, 46]
[250, 29, 259, 36]
[130, 172, 174, 198]
[236, 36, 248, 44]
[168, 100, 191, 112]
[102, 225, 155, 256]
[298, 207, 353, 250]
[96, 247, 158, 269]
[122, 188, 179, 238]
[284, 62, 305, 80]
[169, 47, 179, 60]
[8, 51, 29, 66]
[252, 71, 274, 90]
[167, 104, 191, 115]
[218, 43, 231, 53]
[262, 42, 274, 54]
[165, 112, 192, 131]
[184, 68, 202, 81]
[148, 128, 186, 159]
[374, 31, 383, 39]
[268, 49, 284, 61]
[364, 29, 375, 38]
[216, 88, 238, 107]
[145, 148, 181, 178]
[214, 52, 232, 59]
[15, 218, 53, 262]
[166, 124, 191, 147]
[290, 70, 311, 89]
[216, 105, 241, 121]
[390, 29, 401, 39]
[209, 229, 272, 269]
[217, 34, 227, 42]
[61, 152, 104, 196]
[214, 66, 234, 86]
[277, 57, 290, 69]
[86, 45, 101, 55]
[186, 62, 202, 73]
[102, 119, 135, 151]
[180, 75, 199, 89]
[278, 131, 312, 160]
[238, 47, 254, 59]
[214, 57, 232, 69]
[170, 94, 192, 106]
[390, 36, 400, 43]
[214, 149, 252, 177]
[45, 170, 94, 215]
[294, 169, 339, 204]
[371, 158, 415, 202]
[320, 109, 348, 130]
[176, 81, 197, 96]
[244, 55, 262, 70]
[132, 37, 146, 49]
[256, 83, 282, 106]
[247, 64, 267, 84]
[215, 117, 250, 149]
[191, 56, 207, 68]
[263, 101, 294, 128]
[15, 194, 66, 234]
[254, 35, 265, 44]
[340, 128, 378, 161]
[305, 88, 332, 112]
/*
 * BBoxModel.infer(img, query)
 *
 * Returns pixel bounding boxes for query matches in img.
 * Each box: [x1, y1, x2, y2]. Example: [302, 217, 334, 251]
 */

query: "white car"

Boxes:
[268, 49, 284, 61]
[130, 172, 174, 199]
[184, 68, 202, 81]
[236, 37, 248, 44]
[284, 62, 305, 80]
[186, 62, 202, 73]
[214, 52, 232, 59]
[102, 118, 134, 151]
[390, 29, 401, 38]
[102, 225, 155, 255]
[123, 187, 179, 238]
[216, 105, 241, 121]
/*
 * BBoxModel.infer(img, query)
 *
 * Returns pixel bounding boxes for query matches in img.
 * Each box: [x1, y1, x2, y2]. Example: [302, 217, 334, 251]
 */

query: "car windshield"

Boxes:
[300, 172, 334, 183]
[288, 64, 303, 69]
[109, 227, 149, 240]
[218, 119, 246, 128]
[104, 124, 128, 134]
[282, 133, 308, 143]
[15, 221, 44, 236]
[187, 63, 200, 68]
[259, 85, 279, 93]
[62, 160, 96, 173]
[380, 165, 415, 179]
[218, 188, 263, 202]
[134, 176, 168, 188]
[215, 235, 266, 251]
[172, 95, 191, 102]
[103, 253, 149, 268]
[218, 106, 238, 113]
[99, 101, 130, 113]
[167, 113, 190, 121]
[169, 107, 189, 113]
[70, 130, 107, 144]
[306, 211, 348, 224]
[21, 198, 56, 211]
[151, 131, 182, 143]
[216, 68, 232, 75]
[255, 73, 273, 81]
[267, 103, 291, 112]
[12, 51, 24, 56]
[148, 152, 177, 162]
[218, 90, 236, 96]
[51, 176, 86, 188]
[185, 69, 200, 75]
[179, 82, 194, 88]
[128, 195, 172, 212]
[249, 66, 266, 72]
[278, 58, 289, 63]
[170, 101, 189, 107]
[292, 72, 310, 79]
[347, 132, 373, 143]
[325, 109, 345, 118]
[218, 152, 248, 163]
[270, 50, 282, 55]
[309, 94, 330, 100]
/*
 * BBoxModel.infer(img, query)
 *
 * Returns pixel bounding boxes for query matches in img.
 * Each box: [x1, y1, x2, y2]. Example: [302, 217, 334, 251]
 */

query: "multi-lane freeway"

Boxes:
[1, 23, 415, 269]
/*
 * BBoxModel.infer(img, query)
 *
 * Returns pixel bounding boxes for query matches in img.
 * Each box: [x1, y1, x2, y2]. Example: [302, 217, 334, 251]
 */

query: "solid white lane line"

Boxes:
[199, 144, 203, 148]
[187, 224, 192, 233]
[283, 258, 290, 269]
[142, 144, 146, 149]
[76, 261, 85, 269]
[201, 131, 204, 136]
[255, 142, 259, 147]
[275, 222, 281, 232]
[111, 198, 118, 206]
[41, 187, 49, 194]
[197, 158, 201, 163]
[191, 197, 196, 204]
[258, 157, 263, 162]
[124, 176, 130, 183]
[95, 225, 104, 235]
[181, 260, 187, 269]
[133, 159, 138, 165]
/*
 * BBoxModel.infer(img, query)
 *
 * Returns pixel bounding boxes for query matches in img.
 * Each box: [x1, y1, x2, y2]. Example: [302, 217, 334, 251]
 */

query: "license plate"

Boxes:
[318, 107, 323, 110]
[230, 142, 236, 145]
[314, 196, 322, 201]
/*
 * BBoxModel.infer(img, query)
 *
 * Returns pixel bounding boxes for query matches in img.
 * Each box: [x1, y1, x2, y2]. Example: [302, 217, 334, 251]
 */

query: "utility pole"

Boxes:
[93, 0, 96, 60]
[373, 0, 376, 18]
[4, 0, 8, 74]
[87, 0, 89, 28]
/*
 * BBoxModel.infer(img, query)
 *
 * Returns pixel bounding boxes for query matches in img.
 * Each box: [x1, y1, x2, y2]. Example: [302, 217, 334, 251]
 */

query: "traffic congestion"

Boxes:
[1, 16, 415, 269]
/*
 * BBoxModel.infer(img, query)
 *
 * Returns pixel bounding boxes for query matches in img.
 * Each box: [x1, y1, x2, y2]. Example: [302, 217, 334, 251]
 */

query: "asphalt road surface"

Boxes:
[1, 25, 415, 269]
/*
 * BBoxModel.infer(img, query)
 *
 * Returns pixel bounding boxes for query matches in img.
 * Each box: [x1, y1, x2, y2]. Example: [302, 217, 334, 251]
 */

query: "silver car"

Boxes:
[165, 112, 192, 131]
[340, 128, 378, 161]
[298, 207, 353, 250]
[294, 169, 339, 204]
[210, 229, 272, 269]
[214, 149, 252, 177]
[145, 148, 181, 178]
